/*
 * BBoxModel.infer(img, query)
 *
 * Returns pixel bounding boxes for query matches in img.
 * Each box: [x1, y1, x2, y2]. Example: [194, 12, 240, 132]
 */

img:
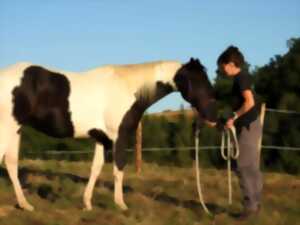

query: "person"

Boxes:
[217, 46, 263, 220]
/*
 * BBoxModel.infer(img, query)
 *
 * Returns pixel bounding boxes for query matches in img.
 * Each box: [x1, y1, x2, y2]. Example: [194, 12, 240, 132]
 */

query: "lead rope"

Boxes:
[194, 127, 212, 215]
[194, 126, 239, 216]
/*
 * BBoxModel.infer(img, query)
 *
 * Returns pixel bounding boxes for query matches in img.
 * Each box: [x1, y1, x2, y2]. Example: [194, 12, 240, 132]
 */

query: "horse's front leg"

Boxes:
[113, 163, 128, 210]
[113, 131, 130, 210]
[113, 106, 143, 210]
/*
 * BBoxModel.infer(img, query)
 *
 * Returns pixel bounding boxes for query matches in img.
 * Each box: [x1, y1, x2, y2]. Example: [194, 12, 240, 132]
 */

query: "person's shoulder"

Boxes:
[238, 70, 250, 77]
[237, 71, 252, 81]
[235, 70, 253, 90]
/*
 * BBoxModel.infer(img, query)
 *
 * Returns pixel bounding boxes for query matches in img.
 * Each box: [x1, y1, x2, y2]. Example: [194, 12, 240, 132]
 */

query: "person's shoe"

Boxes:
[236, 206, 260, 221]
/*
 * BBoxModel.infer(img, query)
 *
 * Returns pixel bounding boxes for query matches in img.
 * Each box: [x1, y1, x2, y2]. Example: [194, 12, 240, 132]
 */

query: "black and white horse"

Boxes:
[0, 58, 216, 211]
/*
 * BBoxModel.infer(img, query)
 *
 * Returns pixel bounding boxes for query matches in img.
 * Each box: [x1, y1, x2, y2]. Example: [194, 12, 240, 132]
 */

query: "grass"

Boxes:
[0, 160, 299, 225]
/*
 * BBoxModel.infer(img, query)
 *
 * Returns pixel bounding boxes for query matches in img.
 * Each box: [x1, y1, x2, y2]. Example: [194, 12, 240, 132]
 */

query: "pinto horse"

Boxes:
[0, 58, 216, 211]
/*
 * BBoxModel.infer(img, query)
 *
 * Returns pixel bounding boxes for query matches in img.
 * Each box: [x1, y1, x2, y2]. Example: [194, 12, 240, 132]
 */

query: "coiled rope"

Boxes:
[220, 127, 239, 205]
[194, 126, 239, 215]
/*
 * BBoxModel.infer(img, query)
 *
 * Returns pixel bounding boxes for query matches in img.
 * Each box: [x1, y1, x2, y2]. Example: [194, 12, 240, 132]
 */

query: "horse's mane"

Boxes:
[111, 61, 180, 98]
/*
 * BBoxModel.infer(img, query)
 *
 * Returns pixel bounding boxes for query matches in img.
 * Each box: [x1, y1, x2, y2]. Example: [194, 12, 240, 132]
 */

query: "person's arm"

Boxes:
[226, 89, 255, 128]
[235, 89, 255, 117]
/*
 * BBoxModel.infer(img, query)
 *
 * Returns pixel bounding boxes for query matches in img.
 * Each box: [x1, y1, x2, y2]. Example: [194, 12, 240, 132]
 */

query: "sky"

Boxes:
[1, 0, 299, 112]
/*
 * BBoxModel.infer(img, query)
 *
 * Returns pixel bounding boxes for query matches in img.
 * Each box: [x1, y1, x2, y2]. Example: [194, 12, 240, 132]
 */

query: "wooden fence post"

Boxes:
[135, 122, 142, 174]
[258, 103, 266, 166]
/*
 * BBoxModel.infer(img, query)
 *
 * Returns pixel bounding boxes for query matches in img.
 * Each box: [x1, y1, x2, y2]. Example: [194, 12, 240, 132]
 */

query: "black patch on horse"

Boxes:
[88, 129, 113, 150]
[114, 81, 174, 170]
[12, 66, 74, 138]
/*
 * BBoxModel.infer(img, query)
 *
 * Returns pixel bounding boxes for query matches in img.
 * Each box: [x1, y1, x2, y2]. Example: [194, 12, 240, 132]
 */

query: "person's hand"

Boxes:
[205, 120, 217, 128]
[225, 117, 235, 129]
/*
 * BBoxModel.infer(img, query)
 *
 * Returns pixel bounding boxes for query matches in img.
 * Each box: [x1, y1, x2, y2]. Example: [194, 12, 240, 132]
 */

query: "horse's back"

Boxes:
[0, 62, 118, 138]
[0, 62, 33, 111]
[0, 60, 180, 139]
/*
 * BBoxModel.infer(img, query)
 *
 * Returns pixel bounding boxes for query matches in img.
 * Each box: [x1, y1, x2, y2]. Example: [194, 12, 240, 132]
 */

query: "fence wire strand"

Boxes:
[266, 108, 300, 115]
[24, 145, 300, 155]
[23, 107, 300, 156]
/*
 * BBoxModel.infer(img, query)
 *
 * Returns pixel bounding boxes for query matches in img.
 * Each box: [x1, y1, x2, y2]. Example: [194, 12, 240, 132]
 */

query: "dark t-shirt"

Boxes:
[232, 71, 260, 128]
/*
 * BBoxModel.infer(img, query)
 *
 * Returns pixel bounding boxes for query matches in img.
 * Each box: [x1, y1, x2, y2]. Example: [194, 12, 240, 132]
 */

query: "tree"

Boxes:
[253, 37, 300, 173]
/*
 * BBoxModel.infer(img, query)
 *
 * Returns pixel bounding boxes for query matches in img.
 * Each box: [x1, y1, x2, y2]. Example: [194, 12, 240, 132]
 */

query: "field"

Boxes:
[0, 160, 299, 225]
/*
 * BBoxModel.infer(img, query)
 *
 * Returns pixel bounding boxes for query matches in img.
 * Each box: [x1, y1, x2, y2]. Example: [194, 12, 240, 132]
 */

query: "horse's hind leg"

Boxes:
[0, 112, 12, 165]
[83, 143, 105, 210]
[0, 143, 6, 165]
[3, 122, 34, 211]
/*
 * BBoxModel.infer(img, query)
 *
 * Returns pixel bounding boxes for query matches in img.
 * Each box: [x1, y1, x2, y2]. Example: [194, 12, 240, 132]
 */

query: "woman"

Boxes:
[217, 46, 263, 220]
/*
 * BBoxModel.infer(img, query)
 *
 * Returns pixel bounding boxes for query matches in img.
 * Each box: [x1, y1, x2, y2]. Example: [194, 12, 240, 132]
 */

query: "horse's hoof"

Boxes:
[83, 200, 93, 211]
[116, 202, 128, 211]
[83, 206, 93, 211]
[19, 203, 34, 211]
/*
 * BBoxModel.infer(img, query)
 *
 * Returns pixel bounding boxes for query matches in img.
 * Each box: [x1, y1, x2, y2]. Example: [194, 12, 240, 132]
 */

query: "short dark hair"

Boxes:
[217, 46, 245, 68]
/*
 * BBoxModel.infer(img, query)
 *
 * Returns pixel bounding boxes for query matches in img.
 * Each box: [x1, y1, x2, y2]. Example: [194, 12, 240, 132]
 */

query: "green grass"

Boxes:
[0, 160, 299, 225]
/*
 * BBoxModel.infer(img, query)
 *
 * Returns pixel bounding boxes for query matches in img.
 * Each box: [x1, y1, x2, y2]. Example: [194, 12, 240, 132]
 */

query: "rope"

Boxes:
[220, 127, 239, 205]
[194, 126, 240, 216]
[194, 127, 212, 215]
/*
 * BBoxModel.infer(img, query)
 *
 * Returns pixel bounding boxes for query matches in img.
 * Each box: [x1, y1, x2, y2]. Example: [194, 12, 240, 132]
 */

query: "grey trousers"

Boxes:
[235, 117, 263, 211]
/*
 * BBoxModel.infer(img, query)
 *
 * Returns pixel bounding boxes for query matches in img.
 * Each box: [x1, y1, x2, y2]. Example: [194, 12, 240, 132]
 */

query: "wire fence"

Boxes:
[22, 107, 300, 156]
[266, 108, 300, 115]
[24, 145, 300, 156]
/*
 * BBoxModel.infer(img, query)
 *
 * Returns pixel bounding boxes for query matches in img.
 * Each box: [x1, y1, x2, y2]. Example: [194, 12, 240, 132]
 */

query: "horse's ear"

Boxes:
[195, 59, 201, 65]
[189, 57, 195, 63]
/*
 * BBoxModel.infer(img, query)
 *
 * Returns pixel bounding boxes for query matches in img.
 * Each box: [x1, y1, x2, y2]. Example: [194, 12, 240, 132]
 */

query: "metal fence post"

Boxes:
[258, 103, 266, 166]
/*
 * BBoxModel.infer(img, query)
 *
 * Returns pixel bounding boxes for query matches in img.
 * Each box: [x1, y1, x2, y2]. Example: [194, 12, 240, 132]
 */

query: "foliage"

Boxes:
[253, 37, 300, 174]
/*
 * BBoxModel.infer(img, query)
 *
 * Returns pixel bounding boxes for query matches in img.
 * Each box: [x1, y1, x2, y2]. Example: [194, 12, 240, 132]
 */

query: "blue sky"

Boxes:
[1, 0, 299, 112]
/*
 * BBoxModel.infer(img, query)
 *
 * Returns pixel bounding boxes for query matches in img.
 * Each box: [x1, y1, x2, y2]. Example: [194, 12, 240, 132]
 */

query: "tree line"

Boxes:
[19, 38, 300, 174]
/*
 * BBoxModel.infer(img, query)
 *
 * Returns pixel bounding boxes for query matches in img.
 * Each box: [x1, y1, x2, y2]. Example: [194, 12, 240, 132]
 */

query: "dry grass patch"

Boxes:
[0, 160, 299, 225]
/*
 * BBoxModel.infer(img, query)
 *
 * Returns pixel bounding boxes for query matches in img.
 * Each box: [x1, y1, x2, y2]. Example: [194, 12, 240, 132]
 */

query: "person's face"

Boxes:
[220, 62, 238, 77]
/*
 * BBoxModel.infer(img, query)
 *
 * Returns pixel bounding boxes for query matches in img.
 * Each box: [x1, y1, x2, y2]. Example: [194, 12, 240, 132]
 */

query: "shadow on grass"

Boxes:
[0, 167, 225, 215]
[144, 191, 226, 215]
[0, 166, 120, 192]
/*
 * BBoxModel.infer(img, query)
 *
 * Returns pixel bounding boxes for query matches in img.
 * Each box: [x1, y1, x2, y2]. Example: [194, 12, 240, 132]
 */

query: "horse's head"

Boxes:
[174, 58, 217, 124]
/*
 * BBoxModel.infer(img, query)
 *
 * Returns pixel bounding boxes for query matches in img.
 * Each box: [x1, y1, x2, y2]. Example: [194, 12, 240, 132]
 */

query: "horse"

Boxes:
[0, 58, 217, 211]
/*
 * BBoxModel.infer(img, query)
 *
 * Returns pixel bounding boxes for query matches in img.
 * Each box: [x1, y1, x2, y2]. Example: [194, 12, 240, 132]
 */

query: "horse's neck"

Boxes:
[84, 60, 181, 109]
[131, 61, 182, 110]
